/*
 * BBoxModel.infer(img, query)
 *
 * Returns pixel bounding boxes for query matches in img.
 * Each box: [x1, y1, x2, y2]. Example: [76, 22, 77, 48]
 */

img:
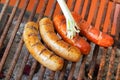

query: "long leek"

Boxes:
[57, 0, 80, 39]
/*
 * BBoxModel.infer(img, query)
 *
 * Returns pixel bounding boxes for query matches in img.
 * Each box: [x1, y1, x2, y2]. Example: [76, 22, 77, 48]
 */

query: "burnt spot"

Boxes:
[26, 26, 38, 31]
[39, 48, 47, 55]
[46, 31, 54, 34]
[67, 45, 72, 52]
[49, 53, 55, 58]
[56, 39, 62, 43]
[31, 42, 40, 47]
[28, 33, 38, 37]
[41, 23, 53, 27]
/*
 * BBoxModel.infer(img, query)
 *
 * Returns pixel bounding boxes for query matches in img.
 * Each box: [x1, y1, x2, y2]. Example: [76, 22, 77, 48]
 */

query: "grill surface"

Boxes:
[0, 0, 120, 80]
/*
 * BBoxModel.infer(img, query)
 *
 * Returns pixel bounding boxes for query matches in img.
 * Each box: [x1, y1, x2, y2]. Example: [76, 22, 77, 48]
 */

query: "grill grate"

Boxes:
[0, 0, 120, 80]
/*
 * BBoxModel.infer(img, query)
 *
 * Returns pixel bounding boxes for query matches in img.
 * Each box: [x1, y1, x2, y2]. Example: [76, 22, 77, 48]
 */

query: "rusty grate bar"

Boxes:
[88, 45, 99, 79]
[37, 0, 58, 80]
[0, 14, 9, 36]
[27, 1, 40, 80]
[38, 0, 49, 80]
[2, 0, 30, 78]
[0, 0, 20, 49]
[0, 0, 119, 80]
[0, 0, 10, 22]
[105, 2, 117, 80]
[81, 0, 91, 19]
[68, 62, 76, 80]
[28, 59, 38, 80]
[5, 37, 24, 80]
[27, 1, 50, 79]
[47, 0, 58, 79]
[106, 46, 117, 80]
[116, 58, 120, 80]
[78, 0, 85, 15]
[0, 0, 29, 72]
[38, 0, 49, 21]
[77, 56, 87, 80]
[14, 0, 40, 80]
[38, 65, 46, 80]
[59, 60, 68, 80]
[49, 71, 56, 80]
[48, 0, 57, 18]
[16, 51, 30, 80]
[69, 0, 76, 11]
[97, 48, 108, 80]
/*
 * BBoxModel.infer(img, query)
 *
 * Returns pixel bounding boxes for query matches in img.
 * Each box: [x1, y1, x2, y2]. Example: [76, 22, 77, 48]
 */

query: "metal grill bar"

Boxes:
[0, 0, 20, 49]
[78, 0, 85, 14]
[59, 60, 68, 80]
[0, 14, 9, 37]
[38, 0, 49, 21]
[49, 71, 55, 80]
[97, 48, 108, 80]
[27, 1, 50, 79]
[116, 58, 120, 80]
[48, 0, 57, 18]
[0, 0, 119, 80]
[95, 0, 108, 30]
[38, 65, 46, 80]
[68, 0, 76, 11]
[88, 45, 99, 79]
[68, 62, 76, 80]
[5, 37, 24, 80]
[15, 0, 40, 79]
[37, 0, 49, 79]
[106, 46, 117, 80]
[77, 56, 87, 80]
[0, 0, 29, 72]
[3, 0, 30, 78]
[81, 0, 90, 19]
[16, 51, 30, 80]
[0, 0, 10, 22]
[28, 59, 38, 80]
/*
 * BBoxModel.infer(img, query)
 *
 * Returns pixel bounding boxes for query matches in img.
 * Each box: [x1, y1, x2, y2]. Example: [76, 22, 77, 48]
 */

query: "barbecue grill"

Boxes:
[0, 0, 120, 80]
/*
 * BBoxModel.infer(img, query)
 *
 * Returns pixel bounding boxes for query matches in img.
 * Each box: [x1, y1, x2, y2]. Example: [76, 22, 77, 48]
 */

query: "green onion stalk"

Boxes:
[57, 0, 80, 39]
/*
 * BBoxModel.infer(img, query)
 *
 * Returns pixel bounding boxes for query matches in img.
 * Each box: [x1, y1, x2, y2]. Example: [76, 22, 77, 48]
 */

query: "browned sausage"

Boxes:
[53, 14, 91, 55]
[23, 22, 64, 71]
[39, 17, 82, 62]
[72, 12, 114, 47]
[54, 12, 114, 47]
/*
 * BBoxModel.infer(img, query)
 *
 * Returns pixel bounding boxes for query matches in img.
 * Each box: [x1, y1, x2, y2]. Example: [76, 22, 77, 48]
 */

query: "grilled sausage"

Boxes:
[54, 12, 114, 47]
[53, 15, 91, 55]
[39, 17, 82, 62]
[23, 22, 64, 71]
[72, 12, 114, 47]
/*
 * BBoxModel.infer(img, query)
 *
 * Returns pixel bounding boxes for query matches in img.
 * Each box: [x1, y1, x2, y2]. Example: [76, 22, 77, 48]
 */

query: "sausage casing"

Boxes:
[23, 22, 64, 71]
[53, 12, 114, 47]
[39, 18, 82, 62]
[71, 12, 114, 47]
[53, 15, 91, 55]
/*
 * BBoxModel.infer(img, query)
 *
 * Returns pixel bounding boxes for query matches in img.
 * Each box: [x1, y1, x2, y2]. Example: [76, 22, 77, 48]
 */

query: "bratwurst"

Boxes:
[53, 14, 91, 55]
[23, 22, 64, 71]
[54, 12, 114, 47]
[39, 18, 82, 62]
